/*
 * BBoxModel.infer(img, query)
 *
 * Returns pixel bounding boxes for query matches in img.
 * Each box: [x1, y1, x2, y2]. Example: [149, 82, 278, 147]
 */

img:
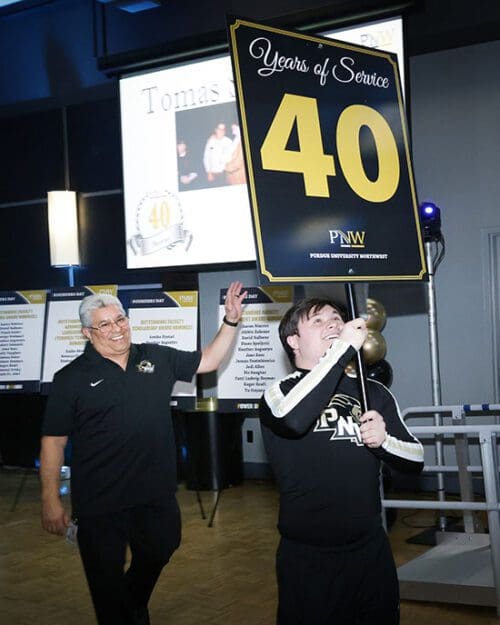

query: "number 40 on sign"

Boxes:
[260, 93, 400, 203]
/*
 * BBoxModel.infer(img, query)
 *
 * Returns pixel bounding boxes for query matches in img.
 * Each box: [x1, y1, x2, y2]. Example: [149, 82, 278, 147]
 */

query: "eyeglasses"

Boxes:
[88, 315, 129, 334]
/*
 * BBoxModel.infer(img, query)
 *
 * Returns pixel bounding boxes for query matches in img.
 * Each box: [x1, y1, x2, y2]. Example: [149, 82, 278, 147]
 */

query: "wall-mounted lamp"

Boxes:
[47, 190, 80, 286]
[47, 190, 80, 266]
[47, 106, 80, 285]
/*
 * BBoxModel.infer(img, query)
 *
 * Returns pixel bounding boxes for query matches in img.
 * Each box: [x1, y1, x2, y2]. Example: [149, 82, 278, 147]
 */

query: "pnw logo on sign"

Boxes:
[313, 393, 363, 445]
[329, 230, 366, 249]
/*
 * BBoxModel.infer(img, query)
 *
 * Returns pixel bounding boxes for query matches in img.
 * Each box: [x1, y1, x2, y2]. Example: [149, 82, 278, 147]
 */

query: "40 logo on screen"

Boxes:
[128, 190, 192, 256]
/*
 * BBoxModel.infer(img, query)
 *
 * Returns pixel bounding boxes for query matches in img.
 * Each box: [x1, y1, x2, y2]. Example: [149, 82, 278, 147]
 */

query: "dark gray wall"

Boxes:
[374, 41, 500, 409]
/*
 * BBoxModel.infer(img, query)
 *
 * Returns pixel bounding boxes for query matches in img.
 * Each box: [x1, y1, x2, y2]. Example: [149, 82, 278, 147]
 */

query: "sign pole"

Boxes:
[344, 283, 370, 413]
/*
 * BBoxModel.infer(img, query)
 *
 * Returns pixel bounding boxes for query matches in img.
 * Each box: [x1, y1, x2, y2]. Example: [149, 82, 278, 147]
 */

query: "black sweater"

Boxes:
[260, 339, 424, 549]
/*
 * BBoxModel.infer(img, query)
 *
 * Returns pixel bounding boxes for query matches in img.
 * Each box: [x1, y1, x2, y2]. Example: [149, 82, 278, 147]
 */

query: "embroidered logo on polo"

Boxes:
[313, 393, 363, 446]
[137, 360, 155, 374]
[90, 379, 104, 387]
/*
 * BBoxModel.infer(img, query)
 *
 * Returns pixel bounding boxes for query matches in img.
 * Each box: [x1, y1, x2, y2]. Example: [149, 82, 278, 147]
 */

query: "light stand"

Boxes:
[408, 202, 481, 547]
[420, 202, 458, 532]
[421, 202, 447, 531]
[47, 190, 80, 285]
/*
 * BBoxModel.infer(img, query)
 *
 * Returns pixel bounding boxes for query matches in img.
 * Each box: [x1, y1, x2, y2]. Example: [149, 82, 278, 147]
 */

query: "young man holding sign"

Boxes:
[260, 298, 423, 625]
[40, 281, 246, 625]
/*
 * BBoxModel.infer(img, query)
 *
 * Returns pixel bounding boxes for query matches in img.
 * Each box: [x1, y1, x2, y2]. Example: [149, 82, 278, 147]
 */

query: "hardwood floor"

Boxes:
[0, 467, 498, 624]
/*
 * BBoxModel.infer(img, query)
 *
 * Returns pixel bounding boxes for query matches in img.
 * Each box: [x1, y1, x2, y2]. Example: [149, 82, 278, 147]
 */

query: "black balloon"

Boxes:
[366, 359, 393, 387]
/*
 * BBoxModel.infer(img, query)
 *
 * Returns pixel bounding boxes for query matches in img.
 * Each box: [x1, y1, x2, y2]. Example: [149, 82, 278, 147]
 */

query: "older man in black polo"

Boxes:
[40, 281, 246, 625]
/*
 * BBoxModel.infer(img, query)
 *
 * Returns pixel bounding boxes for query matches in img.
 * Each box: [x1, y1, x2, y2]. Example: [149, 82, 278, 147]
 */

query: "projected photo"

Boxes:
[176, 102, 246, 191]
[120, 55, 255, 269]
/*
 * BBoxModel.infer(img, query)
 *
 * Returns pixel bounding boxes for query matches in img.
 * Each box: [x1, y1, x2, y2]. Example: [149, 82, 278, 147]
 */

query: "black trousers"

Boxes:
[77, 499, 181, 625]
[276, 528, 400, 625]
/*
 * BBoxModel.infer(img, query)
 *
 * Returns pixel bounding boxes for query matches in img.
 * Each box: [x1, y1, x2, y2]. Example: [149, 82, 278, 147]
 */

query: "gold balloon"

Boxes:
[365, 298, 387, 331]
[362, 329, 387, 365]
[344, 359, 356, 376]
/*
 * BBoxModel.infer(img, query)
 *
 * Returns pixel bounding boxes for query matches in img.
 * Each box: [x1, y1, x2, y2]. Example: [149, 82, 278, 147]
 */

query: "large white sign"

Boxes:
[0, 290, 47, 393]
[125, 290, 198, 399]
[217, 286, 293, 405]
[42, 286, 117, 385]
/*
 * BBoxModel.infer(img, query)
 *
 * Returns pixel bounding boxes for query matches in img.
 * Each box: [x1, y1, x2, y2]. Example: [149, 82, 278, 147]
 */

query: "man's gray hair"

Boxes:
[79, 294, 125, 328]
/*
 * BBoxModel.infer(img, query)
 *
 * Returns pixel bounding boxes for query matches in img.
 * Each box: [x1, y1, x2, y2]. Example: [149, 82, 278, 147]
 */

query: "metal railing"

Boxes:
[382, 406, 500, 614]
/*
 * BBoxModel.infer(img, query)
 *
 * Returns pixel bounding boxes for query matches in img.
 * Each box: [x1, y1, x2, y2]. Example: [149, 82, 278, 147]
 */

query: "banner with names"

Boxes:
[123, 290, 198, 403]
[41, 285, 118, 386]
[217, 286, 293, 410]
[0, 290, 47, 393]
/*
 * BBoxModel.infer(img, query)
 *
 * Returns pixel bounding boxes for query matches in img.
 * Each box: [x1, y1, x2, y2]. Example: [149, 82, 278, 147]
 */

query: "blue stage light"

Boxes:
[422, 203, 436, 216]
[419, 202, 442, 241]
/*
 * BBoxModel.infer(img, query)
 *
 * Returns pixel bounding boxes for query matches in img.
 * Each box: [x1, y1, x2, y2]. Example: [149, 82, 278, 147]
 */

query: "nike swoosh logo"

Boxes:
[90, 379, 104, 387]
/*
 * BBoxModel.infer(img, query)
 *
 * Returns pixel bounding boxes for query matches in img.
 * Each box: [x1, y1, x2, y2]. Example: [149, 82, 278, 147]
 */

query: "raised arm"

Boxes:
[260, 319, 366, 437]
[261, 340, 357, 437]
[40, 435, 71, 535]
[197, 281, 247, 374]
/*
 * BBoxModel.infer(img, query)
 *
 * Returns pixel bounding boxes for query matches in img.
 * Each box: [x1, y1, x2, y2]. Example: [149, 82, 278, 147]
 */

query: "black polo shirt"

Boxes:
[42, 341, 201, 518]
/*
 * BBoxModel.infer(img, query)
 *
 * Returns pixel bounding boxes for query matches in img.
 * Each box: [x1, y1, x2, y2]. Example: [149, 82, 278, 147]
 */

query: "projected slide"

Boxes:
[120, 55, 256, 269]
